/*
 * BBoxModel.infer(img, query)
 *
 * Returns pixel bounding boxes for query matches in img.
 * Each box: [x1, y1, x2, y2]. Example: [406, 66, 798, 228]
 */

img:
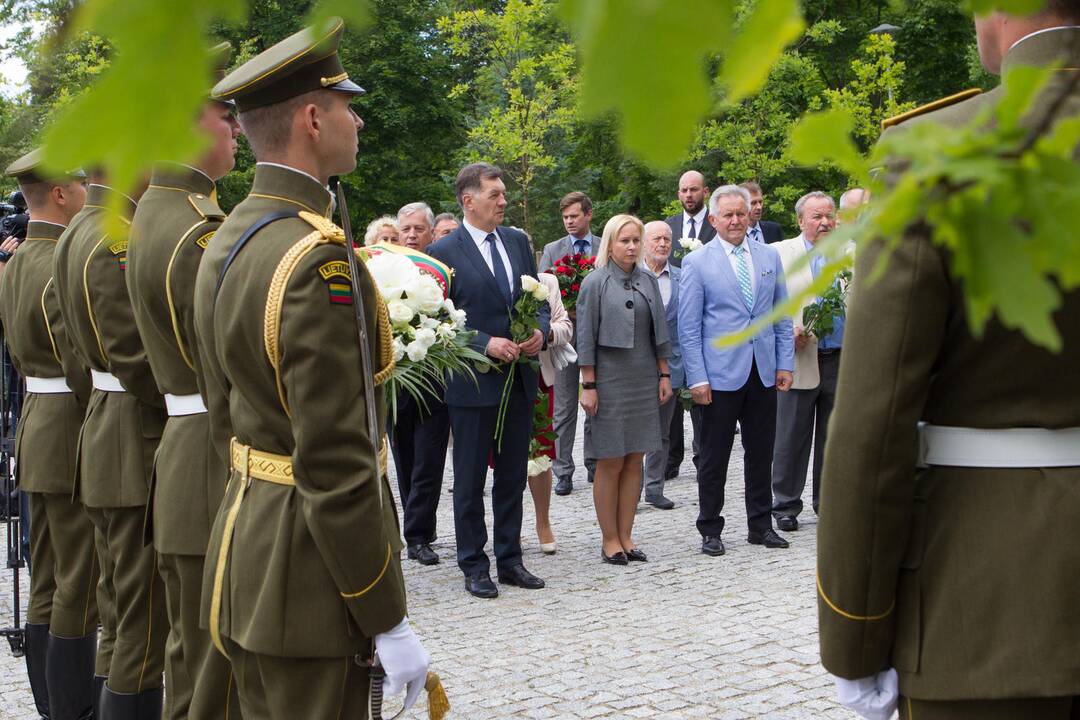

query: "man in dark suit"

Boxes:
[538, 191, 597, 496]
[427, 162, 550, 599]
[665, 170, 717, 268]
[740, 181, 784, 244]
[389, 201, 450, 566]
[664, 170, 716, 482]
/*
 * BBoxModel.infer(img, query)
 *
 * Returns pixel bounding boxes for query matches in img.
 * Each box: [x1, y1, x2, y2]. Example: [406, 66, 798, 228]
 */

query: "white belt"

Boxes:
[165, 393, 208, 416]
[25, 376, 72, 394]
[90, 369, 126, 393]
[918, 423, 1080, 468]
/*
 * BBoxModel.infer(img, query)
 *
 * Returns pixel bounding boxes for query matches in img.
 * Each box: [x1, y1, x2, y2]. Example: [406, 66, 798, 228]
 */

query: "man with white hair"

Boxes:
[679, 185, 794, 557]
[771, 191, 838, 532]
[389, 201, 449, 566]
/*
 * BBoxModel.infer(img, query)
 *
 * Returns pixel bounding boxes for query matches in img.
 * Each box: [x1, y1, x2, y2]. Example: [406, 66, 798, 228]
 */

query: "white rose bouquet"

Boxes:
[363, 250, 489, 420]
[674, 236, 704, 261]
[493, 275, 550, 450]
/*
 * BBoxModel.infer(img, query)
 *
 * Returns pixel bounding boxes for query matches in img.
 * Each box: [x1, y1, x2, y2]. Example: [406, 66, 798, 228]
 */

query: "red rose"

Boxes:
[571, 282, 580, 292]
[561, 289, 568, 297]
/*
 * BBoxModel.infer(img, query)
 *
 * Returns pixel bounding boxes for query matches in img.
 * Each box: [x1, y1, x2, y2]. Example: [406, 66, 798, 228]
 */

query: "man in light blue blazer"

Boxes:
[678, 185, 795, 557]
[640, 221, 684, 509]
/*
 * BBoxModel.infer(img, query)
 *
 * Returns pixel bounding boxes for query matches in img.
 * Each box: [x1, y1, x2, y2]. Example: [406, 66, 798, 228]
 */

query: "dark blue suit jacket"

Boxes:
[428, 225, 550, 407]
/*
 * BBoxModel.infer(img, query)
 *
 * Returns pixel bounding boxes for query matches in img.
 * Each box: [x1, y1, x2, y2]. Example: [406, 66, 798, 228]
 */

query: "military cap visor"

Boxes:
[211, 19, 365, 113]
[4, 148, 86, 183]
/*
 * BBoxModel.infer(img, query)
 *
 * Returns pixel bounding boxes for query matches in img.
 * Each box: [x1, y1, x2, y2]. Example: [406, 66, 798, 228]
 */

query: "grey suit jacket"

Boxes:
[539, 234, 594, 272]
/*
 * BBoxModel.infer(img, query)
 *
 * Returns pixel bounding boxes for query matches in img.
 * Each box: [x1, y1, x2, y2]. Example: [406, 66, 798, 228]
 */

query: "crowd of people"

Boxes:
[370, 169, 869, 580]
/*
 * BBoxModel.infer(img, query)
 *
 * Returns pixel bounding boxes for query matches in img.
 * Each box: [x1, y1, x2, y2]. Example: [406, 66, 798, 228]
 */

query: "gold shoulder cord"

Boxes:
[263, 212, 395, 416]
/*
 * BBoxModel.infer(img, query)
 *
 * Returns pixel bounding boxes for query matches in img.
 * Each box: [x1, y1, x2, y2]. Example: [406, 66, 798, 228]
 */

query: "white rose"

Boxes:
[679, 237, 703, 251]
[387, 300, 415, 326]
[530, 282, 550, 302]
[441, 297, 457, 313]
[367, 253, 421, 300]
[526, 458, 541, 477]
[527, 455, 552, 476]
[413, 327, 437, 350]
[392, 338, 406, 362]
[450, 307, 467, 329]
[405, 340, 429, 362]
[419, 315, 440, 330]
[520, 275, 539, 293]
[408, 276, 445, 314]
[436, 323, 457, 341]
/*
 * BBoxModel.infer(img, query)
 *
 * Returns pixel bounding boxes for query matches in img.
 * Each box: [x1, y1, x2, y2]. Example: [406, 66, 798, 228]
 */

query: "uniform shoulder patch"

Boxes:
[881, 88, 983, 130]
[194, 229, 215, 250]
[318, 260, 353, 305]
[107, 239, 128, 270]
[187, 192, 226, 221]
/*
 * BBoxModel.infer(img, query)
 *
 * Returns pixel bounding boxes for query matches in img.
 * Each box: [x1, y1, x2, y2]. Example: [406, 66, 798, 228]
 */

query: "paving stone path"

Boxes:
[0, 413, 857, 719]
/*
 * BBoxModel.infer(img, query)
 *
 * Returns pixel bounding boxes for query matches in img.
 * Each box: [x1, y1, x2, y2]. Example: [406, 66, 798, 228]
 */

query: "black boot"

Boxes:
[46, 633, 97, 719]
[100, 685, 163, 720]
[92, 676, 106, 719]
[24, 623, 51, 718]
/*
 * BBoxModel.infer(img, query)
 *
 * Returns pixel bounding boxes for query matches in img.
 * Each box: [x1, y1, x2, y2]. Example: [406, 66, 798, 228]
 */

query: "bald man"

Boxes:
[664, 170, 716, 482]
[664, 171, 716, 269]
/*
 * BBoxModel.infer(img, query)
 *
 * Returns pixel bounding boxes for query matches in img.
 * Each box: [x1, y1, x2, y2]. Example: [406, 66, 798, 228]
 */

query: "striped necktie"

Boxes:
[733, 244, 754, 312]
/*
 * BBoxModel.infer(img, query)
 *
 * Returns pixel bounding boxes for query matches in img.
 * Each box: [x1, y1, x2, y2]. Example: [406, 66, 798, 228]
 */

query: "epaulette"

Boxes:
[187, 192, 226, 222]
[881, 88, 983, 130]
[298, 211, 345, 244]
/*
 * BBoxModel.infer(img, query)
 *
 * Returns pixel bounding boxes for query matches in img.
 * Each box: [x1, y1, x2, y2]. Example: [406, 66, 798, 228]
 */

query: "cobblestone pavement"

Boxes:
[0, 413, 856, 719]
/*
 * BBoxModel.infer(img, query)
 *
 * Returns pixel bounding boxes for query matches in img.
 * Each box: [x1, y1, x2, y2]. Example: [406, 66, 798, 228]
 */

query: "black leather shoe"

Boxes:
[601, 550, 628, 565]
[646, 495, 675, 510]
[664, 467, 679, 480]
[407, 543, 440, 565]
[625, 548, 648, 562]
[497, 564, 545, 589]
[701, 536, 725, 556]
[464, 573, 498, 599]
[776, 516, 798, 532]
[748, 528, 790, 548]
[554, 476, 572, 496]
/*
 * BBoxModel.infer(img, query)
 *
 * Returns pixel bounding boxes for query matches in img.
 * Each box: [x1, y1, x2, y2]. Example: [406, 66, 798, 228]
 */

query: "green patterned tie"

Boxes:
[733, 244, 754, 312]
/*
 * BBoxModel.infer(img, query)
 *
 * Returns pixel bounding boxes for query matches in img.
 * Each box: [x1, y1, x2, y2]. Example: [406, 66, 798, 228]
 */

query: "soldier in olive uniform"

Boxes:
[53, 172, 169, 717]
[190, 21, 430, 717]
[126, 43, 243, 720]
[817, 7, 1080, 720]
[0, 150, 97, 720]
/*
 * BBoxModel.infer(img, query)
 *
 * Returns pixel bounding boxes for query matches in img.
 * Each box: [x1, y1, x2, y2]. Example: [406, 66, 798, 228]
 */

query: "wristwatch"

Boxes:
[659, 373, 671, 379]
[581, 381, 597, 390]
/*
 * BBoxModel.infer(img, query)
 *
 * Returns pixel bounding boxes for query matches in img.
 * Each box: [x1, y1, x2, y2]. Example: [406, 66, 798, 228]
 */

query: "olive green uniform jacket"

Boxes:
[53, 184, 166, 507]
[0, 220, 90, 494]
[193, 164, 405, 658]
[127, 165, 226, 555]
[818, 28, 1080, 700]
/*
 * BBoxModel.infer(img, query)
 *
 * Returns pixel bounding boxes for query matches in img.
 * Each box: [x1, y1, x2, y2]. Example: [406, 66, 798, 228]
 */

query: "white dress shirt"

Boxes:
[462, 218, 514, 290]
[682, 207, 708, 239]
[718, 236, 757, 296]
[642, 259, 672, 305]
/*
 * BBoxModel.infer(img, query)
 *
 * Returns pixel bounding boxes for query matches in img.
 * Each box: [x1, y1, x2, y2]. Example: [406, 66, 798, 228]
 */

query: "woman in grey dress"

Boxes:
[577, 214, 673, 565]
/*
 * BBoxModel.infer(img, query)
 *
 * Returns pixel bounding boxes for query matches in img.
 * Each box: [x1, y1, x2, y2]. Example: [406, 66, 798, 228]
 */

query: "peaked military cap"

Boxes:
[211, 18, 364, 113]
[4, 147, 86, 183]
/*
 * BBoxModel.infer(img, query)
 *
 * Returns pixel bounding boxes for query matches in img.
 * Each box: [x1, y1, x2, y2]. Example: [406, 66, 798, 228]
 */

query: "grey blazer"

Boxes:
[539, 234, 595, 272]
[576, 263, 671, 367]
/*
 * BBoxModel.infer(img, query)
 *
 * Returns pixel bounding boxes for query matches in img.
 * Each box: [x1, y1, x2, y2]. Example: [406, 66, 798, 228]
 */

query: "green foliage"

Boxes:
[822, 34, 915, 149]
[802, 268, 852, 339]
[439, 0, 578, 235]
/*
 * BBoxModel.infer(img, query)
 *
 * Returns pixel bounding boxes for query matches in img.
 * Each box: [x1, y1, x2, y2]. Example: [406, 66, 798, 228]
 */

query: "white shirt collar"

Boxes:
[88, 183, 137, 205]
[256, 162, 330, 194]
[1009, 26, 1080, 53]
[684, 206, 708, 225]
[462, 218, 498, 247]
[642, 258, 670, 276]
[718, 236, 748, 255]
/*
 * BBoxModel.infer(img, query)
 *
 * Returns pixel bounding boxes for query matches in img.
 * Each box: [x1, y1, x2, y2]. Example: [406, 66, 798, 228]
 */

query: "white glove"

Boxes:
[374, 617, 430, 712]
[834, 668, 900, 720]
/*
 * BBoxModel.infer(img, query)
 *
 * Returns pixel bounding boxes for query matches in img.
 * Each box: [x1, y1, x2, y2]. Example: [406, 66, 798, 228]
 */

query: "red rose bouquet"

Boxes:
[552, 252, 595, 313]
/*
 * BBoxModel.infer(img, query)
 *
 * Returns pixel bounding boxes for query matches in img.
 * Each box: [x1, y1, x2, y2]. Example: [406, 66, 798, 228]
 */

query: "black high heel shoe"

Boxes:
[601, 549, 628, 565]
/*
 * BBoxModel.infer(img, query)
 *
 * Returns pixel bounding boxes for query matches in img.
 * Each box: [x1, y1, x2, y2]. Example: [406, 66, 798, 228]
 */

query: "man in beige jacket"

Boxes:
[770, 191, 838, 531]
